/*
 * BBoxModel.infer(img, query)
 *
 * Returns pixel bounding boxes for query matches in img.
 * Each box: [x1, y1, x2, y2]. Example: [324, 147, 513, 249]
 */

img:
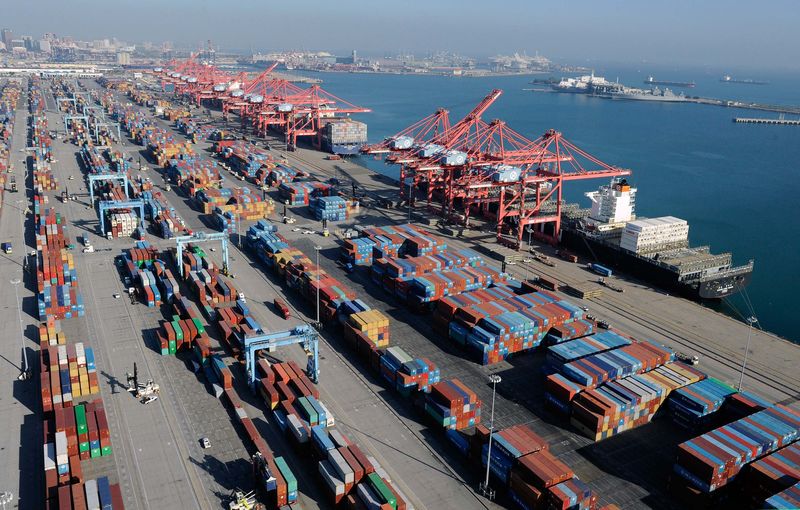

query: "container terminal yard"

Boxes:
[0, 63, 798, 510]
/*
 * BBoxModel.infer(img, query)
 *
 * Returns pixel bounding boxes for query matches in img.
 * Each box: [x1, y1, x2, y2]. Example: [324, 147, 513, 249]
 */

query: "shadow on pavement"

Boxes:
[17, 391, 42, 510]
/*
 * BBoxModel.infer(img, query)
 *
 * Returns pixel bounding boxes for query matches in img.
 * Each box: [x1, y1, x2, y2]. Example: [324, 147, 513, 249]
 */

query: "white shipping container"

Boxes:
[621, 216, 688, 253]
[85, 479, 101, 510]
[55, 431, 68, 463]
[318, 401, 335, 427]
[328, 449, 354, 484]
[76, 342, 86, 366]
[287, 413, 309, 443]
[58, 345, 68, 366]
[328, 429, 349, 449]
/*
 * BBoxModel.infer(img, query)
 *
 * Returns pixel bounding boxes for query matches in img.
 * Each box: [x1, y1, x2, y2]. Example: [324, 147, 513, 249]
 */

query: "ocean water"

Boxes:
[295, 66, 800, 342]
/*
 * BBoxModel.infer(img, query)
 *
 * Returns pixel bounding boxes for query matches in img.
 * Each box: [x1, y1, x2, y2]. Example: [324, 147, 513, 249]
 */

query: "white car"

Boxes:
[200, 437, 211, 449]
[302, 230, 315, 235]
[292, 227, 301, 232]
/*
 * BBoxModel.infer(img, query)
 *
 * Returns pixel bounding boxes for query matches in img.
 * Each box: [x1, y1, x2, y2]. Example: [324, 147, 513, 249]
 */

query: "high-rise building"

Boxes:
[22, 36, 34, 51]
[39, 40, 52, 53]
[1, 29, 13, 48]
[116, 51, 131, 65]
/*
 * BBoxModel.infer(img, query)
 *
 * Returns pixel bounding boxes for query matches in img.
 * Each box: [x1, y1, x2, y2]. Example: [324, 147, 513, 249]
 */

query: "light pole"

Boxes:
[314, 246, 322, 329]
[479, 374, 501, 500]
[237, 213, 242, 248]
[11, 279, 29, 380]
[407, 179, 413, 223]
[738, 316, 758, 391]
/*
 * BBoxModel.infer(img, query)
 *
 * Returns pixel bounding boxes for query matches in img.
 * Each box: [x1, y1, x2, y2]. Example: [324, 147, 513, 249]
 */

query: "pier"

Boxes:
[733, 117, 800, 125]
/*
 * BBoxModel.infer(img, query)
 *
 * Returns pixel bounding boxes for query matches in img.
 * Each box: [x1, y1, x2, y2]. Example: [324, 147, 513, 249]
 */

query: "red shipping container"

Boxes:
[348, 444, 375, 475]
[69, 454, 83, 483]
[110, 483, 124, 510]
[58, 485, 72, 510]
[516, 450, 574, 489]
[338, 446, 364, 485]
[276, 380, 295, 403]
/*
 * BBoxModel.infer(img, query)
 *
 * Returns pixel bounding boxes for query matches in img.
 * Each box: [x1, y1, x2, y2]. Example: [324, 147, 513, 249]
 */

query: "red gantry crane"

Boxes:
[157, 59, 371, 150]
[364, 90, 630, 249]
[265, 84, 371, 149]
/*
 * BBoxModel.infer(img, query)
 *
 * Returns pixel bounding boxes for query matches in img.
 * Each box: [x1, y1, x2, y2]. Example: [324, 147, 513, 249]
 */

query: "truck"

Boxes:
[273, 298, 290, 319]
[556, 250, 578, 263]
[588, 263, 612, 278]
[1, 242, 11, 254]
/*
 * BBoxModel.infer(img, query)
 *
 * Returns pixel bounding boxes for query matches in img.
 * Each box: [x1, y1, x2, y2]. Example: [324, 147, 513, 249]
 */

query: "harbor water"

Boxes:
[295, 67, 800, 342]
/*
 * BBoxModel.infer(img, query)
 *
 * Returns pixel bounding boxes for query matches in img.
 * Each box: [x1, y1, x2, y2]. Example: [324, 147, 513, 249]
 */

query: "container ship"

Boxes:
[320, 118, 367, 155]
[553, 74, 687, 102]
[644, 75, 696, 88]
[560, 178, 754, 300]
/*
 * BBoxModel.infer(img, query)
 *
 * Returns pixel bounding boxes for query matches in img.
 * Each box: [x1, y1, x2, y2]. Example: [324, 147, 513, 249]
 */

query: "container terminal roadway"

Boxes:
[0, 75, 796, 510]
[1, 77, 500, 510]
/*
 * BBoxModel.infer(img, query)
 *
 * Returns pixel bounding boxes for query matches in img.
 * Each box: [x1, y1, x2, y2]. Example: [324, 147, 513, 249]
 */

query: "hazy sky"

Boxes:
[4, 0, 799, 70]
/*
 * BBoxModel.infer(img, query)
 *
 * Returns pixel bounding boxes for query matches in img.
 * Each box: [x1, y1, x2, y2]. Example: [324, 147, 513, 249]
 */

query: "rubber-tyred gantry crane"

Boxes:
[365, 90, 630, 249]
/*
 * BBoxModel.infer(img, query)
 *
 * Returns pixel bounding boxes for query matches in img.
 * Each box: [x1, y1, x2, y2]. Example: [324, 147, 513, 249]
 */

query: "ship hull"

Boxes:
[560, 229, 752, 301]
[607, 93, 686, 102]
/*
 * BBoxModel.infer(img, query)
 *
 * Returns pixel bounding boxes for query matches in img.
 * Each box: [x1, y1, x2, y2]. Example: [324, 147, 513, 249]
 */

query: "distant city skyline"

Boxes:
[3, 0, 800, 71]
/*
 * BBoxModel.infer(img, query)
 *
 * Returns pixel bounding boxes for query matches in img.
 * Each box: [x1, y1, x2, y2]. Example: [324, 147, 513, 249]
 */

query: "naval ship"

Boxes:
[553, 73, 687, 102]
[559, 178, 754, 300]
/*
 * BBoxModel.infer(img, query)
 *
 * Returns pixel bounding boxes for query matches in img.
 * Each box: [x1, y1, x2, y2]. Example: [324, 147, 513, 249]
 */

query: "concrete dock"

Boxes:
[733, 117, 800, 125]
[2, 75, 798, 510]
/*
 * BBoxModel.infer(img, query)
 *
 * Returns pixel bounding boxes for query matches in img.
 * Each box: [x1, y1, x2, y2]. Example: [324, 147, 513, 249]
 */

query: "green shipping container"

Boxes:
[297, 397, 318, 426]
[79, 441, 90, 453]
[367, 472, 397, 510]
[74, 404, 88, 435]
[161, 347, 169, 356]
[191, 317, 205, 334]
[90, 447, 101, 458]
[101, 445, 112, 456]
[168, 339, 177, 355]
[274, 457, 298, 493]
[172, 321, 184, 341]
